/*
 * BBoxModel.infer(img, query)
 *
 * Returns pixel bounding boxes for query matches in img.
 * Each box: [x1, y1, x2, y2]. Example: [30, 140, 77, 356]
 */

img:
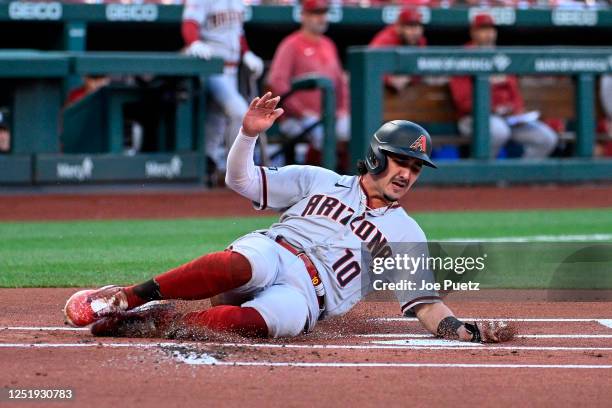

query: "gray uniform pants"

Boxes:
[458, 115, 558, 159]
[205, 69, 249, 169]
[601, 75, 612, 119]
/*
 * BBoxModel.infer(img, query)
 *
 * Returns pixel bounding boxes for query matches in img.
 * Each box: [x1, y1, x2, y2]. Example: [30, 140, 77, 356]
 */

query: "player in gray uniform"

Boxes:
[63, 93, 515, 343]
[182, 0, 264, 170]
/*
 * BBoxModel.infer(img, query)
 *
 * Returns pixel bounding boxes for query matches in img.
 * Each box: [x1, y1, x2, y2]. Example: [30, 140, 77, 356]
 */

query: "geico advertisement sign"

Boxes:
[9, 2, 62, 20]
[106, 4, 159, 22]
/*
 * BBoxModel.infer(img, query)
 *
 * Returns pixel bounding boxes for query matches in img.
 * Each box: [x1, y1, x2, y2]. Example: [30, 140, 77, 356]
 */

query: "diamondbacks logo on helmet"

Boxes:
[410, 135, 427, 152]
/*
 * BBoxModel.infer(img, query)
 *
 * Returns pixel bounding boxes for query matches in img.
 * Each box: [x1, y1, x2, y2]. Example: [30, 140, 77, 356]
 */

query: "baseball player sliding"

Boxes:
[182, 0, 264, 172]
[64, 92, 516, 343]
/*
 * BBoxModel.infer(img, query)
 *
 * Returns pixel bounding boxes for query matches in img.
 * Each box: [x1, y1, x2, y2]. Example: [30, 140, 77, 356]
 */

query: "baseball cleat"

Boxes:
[90, 301, 178, 338]
[63, 285, 129, 327]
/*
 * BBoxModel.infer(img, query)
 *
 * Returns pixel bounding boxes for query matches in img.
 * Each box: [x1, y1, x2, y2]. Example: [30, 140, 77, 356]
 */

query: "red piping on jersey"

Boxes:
[359, 176, 401, 210]
[358, 177, 372, 208]
[259, 167, 268, 210]
[401, 296, 441, 314]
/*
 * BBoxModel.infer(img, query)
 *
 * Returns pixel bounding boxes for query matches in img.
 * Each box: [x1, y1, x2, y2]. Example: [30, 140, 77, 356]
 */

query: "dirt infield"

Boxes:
[1, 184, 611, 221]
[1, 289, 611, 407]
[1, 186, 611, 406]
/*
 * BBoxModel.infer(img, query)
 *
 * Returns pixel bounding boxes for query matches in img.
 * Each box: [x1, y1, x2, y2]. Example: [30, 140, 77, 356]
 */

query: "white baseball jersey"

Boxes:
[254, 165, 441, 318]
[183, 0, 245, 64]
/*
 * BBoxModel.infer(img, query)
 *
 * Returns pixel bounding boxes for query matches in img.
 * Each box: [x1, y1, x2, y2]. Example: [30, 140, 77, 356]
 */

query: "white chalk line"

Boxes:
[2, 326, 87, 331]
[5, 317, 608, 332]
[359, 333, 612, 339]
[175, 359, 612, 370]
[0, 342, 177, 348]
[1, 342, 612, 352]
[439, 233, 612, 243]
[374, 318, 612, 323]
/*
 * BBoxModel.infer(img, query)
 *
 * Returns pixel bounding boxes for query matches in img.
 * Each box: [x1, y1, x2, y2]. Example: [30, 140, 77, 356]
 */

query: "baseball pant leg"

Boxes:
[122, 250, 253, 309]
[204, 100, 227, 169]
[336, 114, 350, 142]
[601, 75, 612, 117]
[181, 305, 269, 337]
[458, 115, 511, 158]
[241, 284, 310, 338]
[226, 233, 320, 337]
[511, 120, 558, 158]
[207, 71, 248, 151]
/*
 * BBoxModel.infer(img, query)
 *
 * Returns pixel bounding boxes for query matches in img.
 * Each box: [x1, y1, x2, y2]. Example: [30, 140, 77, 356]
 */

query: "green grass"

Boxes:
[0, 208, 610, 288]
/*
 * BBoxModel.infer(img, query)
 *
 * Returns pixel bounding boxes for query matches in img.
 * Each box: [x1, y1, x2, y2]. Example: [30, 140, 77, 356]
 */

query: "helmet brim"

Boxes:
[380, 145, 437, 169]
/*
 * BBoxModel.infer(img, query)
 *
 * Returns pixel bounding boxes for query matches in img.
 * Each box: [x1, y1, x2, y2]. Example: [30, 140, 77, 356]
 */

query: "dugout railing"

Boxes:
[0, 50, 222, 184]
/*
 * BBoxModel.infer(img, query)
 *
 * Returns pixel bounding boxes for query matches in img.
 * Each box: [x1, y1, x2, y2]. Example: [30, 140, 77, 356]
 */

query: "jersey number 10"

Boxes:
[333, 249, 361, 287]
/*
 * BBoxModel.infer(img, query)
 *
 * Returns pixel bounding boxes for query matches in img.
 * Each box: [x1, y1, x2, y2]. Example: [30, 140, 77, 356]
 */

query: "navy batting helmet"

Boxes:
[365, 120, 437, 174]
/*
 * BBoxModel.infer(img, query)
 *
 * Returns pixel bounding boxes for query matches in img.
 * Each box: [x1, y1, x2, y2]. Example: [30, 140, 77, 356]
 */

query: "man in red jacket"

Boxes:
[267, 0, 349, 166]
[449, 14, 557, 159]
[369, 8, 426, 93]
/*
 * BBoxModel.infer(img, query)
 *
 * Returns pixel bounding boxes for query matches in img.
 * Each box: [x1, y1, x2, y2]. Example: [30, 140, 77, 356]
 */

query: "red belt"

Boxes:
[275, 236, 326, 312]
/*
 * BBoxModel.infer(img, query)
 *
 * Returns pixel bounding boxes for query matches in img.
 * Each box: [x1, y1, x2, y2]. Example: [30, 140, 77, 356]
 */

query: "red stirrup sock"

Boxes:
[123, 251, 252, 309]
[181, 305, 268, 338]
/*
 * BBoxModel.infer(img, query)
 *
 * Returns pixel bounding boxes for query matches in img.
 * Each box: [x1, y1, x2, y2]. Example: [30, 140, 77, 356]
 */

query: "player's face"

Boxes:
[471, 27, 497, 47]
[377, 155, 423, 201]
[302, 11, 329, 35]
[397, 24, 423, 46]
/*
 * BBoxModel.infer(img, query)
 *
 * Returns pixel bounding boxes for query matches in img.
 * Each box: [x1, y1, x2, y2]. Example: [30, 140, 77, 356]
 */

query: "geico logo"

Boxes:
[552, 10, 597, 26]
[8, 2, 62, 20]
[106, 4, 158, 22]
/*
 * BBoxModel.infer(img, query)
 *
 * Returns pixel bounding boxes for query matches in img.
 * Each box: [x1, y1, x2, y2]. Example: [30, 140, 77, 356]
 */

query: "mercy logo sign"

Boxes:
[56, 157, 94, 181]
[145, 156, 183, 179]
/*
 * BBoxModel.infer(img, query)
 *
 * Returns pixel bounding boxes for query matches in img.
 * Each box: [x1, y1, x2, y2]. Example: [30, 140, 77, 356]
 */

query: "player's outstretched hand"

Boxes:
[476, 320, 518, 343]
[242, 92, 284, 137]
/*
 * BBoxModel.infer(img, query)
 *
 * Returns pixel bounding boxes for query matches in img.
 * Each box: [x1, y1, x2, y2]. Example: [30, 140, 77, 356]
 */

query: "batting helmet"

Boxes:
[365, 120, 437, 174]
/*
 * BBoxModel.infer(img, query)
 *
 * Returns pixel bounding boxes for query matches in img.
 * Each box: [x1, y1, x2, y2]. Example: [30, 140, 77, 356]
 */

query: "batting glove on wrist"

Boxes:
[185, 40, 212, 60]
[243, 51, 264, 78]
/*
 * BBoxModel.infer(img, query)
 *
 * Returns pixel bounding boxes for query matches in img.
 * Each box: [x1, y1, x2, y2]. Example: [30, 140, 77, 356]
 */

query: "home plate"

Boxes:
[371, 339, 482, 347]
[171, 351, 221, 365]
[597, 320, 612, 329]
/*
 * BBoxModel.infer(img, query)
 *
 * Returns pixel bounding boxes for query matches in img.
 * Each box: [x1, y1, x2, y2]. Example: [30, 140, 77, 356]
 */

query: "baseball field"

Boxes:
[1, 184, 611, 406]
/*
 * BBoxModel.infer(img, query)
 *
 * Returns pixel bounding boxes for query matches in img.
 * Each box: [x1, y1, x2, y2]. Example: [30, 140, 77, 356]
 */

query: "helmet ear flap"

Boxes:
[365, 145, 387, 175]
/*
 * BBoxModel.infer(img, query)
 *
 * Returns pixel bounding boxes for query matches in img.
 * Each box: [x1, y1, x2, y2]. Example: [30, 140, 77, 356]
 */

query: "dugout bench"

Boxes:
[0, 50, 223, 184]
[383, 77, 609, 155]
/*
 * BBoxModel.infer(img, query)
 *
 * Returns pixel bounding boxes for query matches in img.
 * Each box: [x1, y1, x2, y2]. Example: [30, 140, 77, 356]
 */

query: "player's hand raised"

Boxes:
[242, 92, 284, 137]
